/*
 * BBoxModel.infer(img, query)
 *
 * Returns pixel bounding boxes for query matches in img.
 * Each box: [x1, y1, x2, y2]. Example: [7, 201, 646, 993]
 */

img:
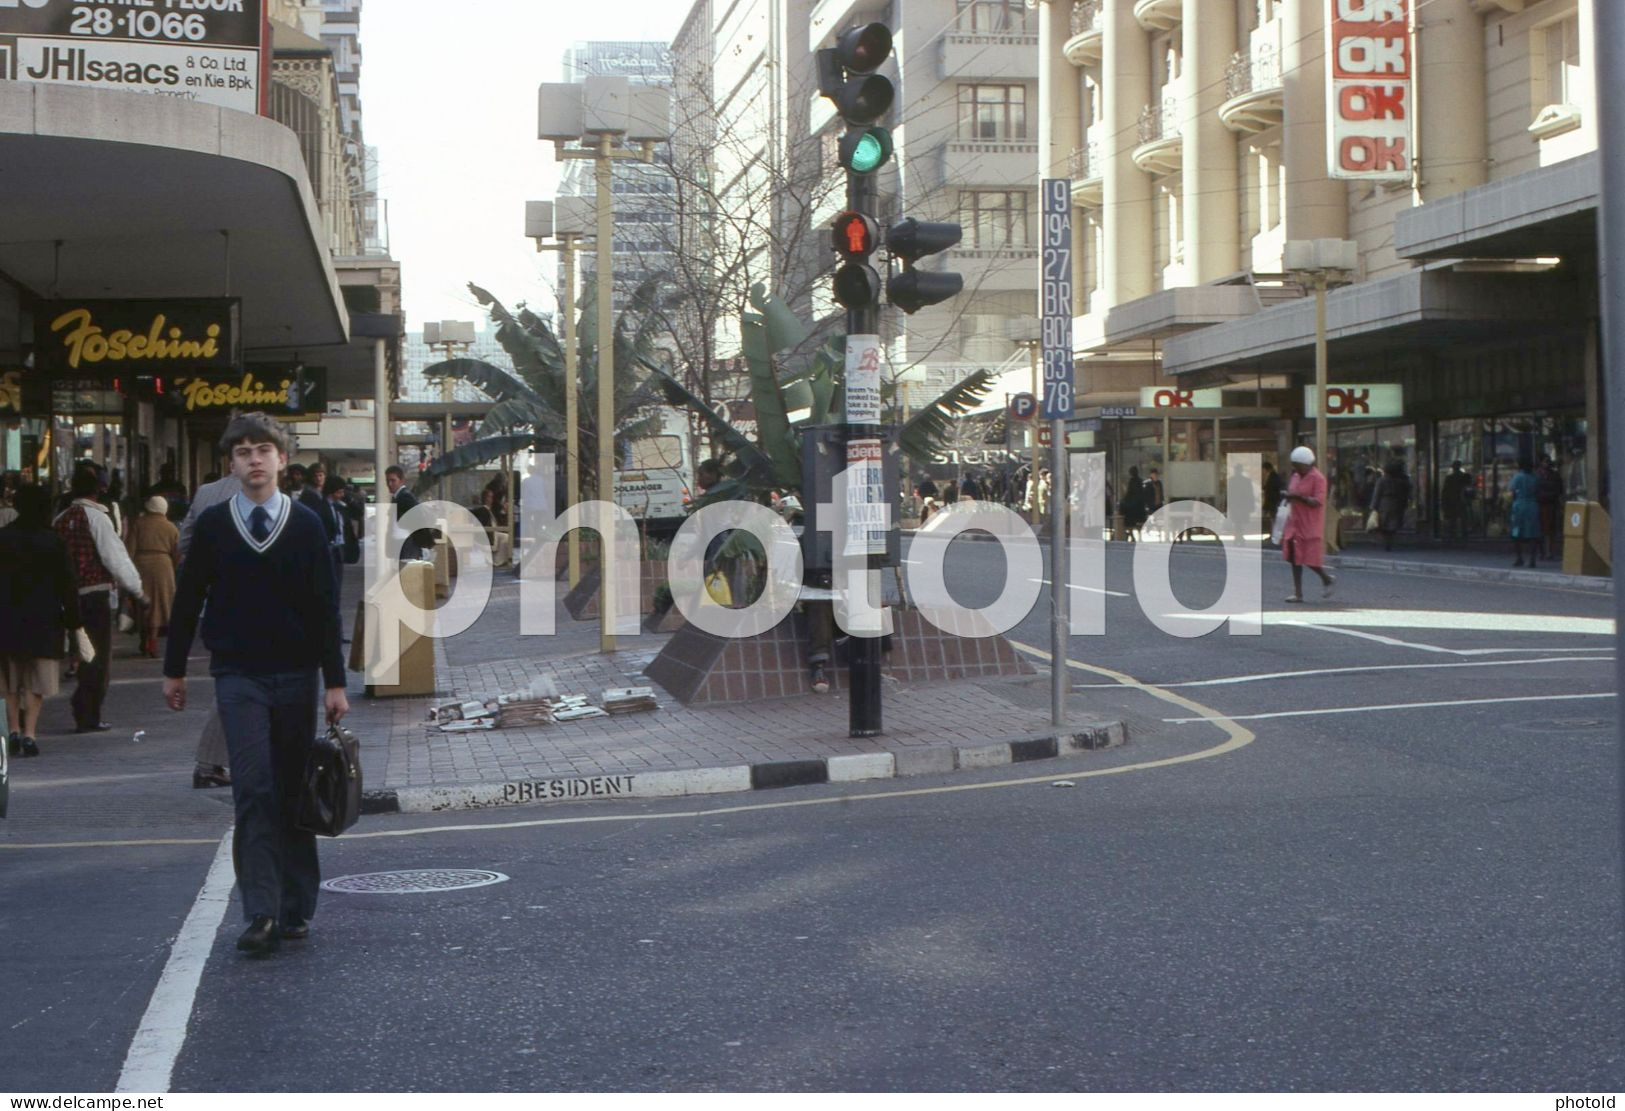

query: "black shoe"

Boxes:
[280, 918, 310, 940]
[18, 736, 38, 758]
[75, 721, 112, 734]
[809, 664, 830, 694]
[192, 765, 232, 789]
[236, 916, 280, 956]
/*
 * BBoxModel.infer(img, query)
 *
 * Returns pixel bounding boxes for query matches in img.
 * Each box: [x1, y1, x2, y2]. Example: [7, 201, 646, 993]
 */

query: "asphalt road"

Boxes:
[2, 543, 1621, 1092]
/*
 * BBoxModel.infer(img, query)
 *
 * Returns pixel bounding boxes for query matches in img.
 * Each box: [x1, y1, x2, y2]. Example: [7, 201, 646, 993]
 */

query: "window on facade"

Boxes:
[1153, 34, 1181, 89]
[958, 84, 1028, 141]
[958, 190, 1030, 248]
[955, 0, 1031, 32]
[1543, 14, 1582, 107]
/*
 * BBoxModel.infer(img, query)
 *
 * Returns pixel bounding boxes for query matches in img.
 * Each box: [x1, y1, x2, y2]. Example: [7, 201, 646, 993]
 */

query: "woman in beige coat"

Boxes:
[127, 496, 179, 658]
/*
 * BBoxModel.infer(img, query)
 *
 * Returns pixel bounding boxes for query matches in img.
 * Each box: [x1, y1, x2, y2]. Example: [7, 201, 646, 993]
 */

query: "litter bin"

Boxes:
[1562, 500, 1612, 577]
[353, 559, 438, 698]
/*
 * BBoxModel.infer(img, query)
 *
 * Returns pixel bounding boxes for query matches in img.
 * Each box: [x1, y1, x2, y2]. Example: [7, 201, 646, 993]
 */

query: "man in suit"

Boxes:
[384, 464, 431, 562]
[164, 411, 347, 956]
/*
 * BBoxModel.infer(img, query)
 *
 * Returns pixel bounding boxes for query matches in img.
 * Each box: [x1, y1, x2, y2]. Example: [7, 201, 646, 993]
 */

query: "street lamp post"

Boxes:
[422, 319, 475, 504]
[539, 76, 672, 654]
[1286, 238, 1357, 554]
[526, 197, 595, 589]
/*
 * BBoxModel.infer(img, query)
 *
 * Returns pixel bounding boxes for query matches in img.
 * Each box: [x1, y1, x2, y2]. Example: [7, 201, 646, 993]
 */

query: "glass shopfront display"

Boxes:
[1321, 424, 1420, 536]
[1434, 413, 1587, 539]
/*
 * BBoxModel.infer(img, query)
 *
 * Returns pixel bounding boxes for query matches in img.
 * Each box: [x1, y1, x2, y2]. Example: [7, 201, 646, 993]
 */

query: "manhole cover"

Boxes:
[321, 869, 509, 895]
[1507, 718, 1613, 735]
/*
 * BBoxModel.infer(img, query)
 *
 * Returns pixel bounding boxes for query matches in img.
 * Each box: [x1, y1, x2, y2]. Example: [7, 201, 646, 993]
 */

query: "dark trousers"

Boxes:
[72, 591, 113, 729]
[215, 669, 320, 924]
[331, 550, 345, 620]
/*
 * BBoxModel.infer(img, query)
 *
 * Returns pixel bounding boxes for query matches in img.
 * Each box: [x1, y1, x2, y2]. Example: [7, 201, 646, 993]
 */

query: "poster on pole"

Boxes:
[844, 334, 882, 425]
[1040, 179, 1074, 420]
[843, 438, 887, 557]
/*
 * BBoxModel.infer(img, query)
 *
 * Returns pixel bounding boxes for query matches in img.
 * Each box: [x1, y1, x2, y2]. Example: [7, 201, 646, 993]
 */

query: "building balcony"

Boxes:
[943, 245, 1039, 293]
[1063, 0, 1104, 67]
[1132, 0, 1182, 32]
[941, 139, 1040, 187]
[1132, 99, 1182, 175]
[941, 30, 1039, 80]
[1218, 43, 1284, 133]
[1069, 140, 1102, 207]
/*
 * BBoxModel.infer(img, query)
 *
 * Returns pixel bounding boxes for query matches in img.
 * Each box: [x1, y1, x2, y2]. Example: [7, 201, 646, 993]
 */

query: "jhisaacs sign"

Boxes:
[1325, 0, 1413, 181]
[36, 299, 240, 374]
[0, 0, 267, 114]
[1303, 383, 1404, 419]
[171, 366, 327, 415]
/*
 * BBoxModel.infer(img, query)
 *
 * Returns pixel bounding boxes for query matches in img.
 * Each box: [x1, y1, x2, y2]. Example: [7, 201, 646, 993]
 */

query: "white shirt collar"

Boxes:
[230, 491, 290, 552]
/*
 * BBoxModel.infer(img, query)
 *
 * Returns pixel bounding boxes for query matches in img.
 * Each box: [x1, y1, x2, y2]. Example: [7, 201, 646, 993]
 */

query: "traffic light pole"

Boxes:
[847, 172, 884, 738]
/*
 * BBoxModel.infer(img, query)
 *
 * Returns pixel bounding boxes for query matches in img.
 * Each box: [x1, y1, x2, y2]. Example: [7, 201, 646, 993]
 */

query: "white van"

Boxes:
[613, 410, 693, 534]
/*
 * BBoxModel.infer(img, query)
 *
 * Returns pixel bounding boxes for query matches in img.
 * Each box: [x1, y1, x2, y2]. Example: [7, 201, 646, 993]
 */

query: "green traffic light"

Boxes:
[839, 126, 893, 175]
[850, 132, 885, 172]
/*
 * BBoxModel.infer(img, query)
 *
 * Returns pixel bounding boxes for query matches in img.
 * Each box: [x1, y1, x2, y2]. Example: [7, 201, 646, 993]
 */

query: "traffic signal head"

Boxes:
[817, 22, 895, 126]
[832, 211, 880, 260]
[833, 262, 883, 310]
[839, 125, 893, 174]
[836, 22, 891, 71]
[886, 217, 965, 314]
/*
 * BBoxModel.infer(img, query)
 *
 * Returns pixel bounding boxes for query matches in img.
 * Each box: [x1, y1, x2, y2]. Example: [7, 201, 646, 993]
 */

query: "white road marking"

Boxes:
[1161, 691, 1615, 725]
[1283, 621, 1608, 657]
[116, 832, 235, 1093]
[1027, 577, 1132, 598]
[1162, 608, 1614, 636]
[1070, 655, 1615, 690]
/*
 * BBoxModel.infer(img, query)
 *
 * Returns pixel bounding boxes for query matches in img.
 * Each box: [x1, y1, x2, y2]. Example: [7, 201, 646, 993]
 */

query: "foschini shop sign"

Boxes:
[36, 299, 241, 374]
[170, 366, 328, 416]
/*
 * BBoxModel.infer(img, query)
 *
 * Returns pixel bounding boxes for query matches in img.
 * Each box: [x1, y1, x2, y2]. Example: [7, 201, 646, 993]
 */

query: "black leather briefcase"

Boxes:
[295, 724, 361, 837]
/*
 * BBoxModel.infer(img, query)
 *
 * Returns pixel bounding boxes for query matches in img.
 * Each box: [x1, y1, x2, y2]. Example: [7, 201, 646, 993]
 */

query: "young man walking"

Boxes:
[163, 413, 348, 956]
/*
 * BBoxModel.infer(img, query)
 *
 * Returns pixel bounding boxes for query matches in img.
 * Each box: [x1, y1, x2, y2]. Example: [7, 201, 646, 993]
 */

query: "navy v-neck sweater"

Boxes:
[164, 499, 346, 688]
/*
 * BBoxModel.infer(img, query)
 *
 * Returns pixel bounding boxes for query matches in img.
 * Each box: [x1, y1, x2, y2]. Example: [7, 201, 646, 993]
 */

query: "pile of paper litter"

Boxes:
[601, 687, 659, 715]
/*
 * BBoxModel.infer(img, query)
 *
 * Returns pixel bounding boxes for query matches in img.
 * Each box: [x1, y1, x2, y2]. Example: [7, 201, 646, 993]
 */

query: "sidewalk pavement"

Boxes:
[1328, 537, 1612, 593]
[341, 570, 1140, 816]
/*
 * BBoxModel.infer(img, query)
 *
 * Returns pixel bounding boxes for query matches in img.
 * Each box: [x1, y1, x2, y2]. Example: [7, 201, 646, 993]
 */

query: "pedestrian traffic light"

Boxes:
[819, 22, 896, 176]
[832, 210, 882, 310]
[886, 217, 964, 314]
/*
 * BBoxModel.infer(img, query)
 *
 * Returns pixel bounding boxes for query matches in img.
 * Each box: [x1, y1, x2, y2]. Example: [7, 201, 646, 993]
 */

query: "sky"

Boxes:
[362, 0, 688, 332]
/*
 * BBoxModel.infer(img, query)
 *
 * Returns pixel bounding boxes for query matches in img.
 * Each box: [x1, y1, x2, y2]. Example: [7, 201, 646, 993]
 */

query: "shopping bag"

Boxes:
[1270, 503, 1290, 546]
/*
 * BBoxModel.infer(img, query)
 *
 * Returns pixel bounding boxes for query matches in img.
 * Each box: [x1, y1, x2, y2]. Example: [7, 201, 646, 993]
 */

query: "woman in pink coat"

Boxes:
[1281, 446, 1336, 603]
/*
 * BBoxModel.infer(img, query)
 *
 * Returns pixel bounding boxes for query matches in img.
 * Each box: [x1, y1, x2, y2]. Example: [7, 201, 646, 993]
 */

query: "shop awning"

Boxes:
[0, 82, 347, 353]
[1394, 152, 1597, 262]
[1161, 263, 1585, 380]
[1082, 283, 1264, 353]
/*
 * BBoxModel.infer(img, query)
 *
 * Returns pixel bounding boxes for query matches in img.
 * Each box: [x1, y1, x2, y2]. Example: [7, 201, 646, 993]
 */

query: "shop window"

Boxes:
[1530, 14, 1585, 139]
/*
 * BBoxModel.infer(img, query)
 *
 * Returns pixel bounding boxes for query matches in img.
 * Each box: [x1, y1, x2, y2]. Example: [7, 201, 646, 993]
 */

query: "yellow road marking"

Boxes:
[0, 649, 1251, 851]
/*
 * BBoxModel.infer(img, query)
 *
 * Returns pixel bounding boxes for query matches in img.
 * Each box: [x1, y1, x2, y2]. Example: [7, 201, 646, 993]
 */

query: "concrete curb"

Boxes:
[1329, 554, 1612, 593]
[359, 721, 1127, 816]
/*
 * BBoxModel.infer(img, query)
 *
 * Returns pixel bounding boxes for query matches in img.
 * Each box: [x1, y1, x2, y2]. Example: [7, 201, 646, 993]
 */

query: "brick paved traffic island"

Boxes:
[344, 576, 1131, 816]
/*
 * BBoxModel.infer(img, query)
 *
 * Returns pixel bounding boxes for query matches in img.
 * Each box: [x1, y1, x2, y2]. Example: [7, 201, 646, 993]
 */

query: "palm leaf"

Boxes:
[640, 355, 770, 475]
[898, 369, 997, 461]
[478, 397, 566, 439]
[740, 316, 800, 488]
[424, 359, 545, 409]
[411, 432, 539, 495]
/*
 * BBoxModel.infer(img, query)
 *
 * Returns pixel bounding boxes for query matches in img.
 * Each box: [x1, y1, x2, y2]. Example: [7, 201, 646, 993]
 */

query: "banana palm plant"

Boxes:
[411, 276, 669, 495]
[644, 286, 995, 508]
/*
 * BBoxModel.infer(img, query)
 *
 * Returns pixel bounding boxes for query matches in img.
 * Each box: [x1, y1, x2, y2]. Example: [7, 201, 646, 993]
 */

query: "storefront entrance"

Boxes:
[1434, 413, 1588, 539]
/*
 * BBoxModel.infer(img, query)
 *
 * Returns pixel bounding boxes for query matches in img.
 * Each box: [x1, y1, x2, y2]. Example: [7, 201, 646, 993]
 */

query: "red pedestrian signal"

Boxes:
[832, 211, 879, 260]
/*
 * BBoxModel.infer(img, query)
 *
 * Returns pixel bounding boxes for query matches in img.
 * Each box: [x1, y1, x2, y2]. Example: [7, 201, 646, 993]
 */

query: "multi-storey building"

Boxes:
[555, 42, 680, 306]
[1039, 0, 1602, 540]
